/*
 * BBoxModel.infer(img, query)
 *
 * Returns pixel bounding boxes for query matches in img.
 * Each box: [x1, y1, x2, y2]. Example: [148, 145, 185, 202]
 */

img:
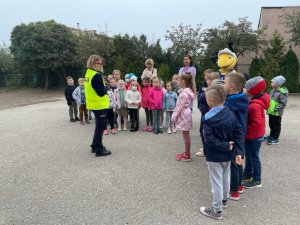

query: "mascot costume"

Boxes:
[217, 48, 237, 80]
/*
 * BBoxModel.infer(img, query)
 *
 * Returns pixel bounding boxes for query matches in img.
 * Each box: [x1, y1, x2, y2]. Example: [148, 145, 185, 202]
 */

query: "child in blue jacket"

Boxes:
[163, 81, 177, 134]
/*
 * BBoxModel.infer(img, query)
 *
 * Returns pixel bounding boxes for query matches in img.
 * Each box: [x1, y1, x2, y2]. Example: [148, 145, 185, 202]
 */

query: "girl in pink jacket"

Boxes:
[172, 73, 195, 161]
[141, 77, 153, 132]
[148, 77, 164, 134]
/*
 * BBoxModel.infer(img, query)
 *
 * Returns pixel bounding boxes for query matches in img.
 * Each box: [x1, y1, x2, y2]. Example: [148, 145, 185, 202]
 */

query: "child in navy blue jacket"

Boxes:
[224, 73, 248, 201]
[64, 76, 79, 122]
[200, 84, 244, 220]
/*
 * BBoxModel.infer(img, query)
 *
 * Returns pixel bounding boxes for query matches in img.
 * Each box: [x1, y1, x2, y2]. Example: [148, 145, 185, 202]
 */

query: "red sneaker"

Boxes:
[228, 191, 240, 201]
[147, 127, 153, 132]
[176, 152, 191, 162]
[142, 126, 149, 131]
[103, 129, 108, 135]
[238, 185, 244, 194]
[111, 128, 116, 134]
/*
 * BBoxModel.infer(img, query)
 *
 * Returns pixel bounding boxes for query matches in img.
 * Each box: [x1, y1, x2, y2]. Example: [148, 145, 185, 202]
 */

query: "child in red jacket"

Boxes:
[243, 76, 270, 188]
[141, 77, 153, 132]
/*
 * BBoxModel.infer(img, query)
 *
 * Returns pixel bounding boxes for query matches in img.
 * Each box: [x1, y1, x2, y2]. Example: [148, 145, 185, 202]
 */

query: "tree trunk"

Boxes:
[45, 70, 49, 90]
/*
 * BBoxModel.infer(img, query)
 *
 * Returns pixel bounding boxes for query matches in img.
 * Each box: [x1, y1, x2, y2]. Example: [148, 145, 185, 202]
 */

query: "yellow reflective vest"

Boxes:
[84, 69, 109, 110]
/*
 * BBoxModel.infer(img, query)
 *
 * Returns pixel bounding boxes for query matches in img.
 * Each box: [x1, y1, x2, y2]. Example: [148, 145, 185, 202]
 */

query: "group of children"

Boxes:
[196, 70, 288, 220]
[64, 61, 289, 221]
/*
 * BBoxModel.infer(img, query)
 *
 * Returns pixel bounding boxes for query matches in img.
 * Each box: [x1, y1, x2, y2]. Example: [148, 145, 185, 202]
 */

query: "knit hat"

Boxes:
[245, 76, 266, 96]
[218, 48, 238, 61]
[271, 75, 286, 87]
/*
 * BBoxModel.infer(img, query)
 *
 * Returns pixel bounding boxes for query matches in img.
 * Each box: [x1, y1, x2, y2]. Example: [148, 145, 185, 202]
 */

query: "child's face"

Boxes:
[205, 94, 215, 108]
[79, 80, 84, 87]
[206, 79, 212, 87]
[119, 82, 124, 89]
[271, 82, 277, 89]
[166, 83, 172, 91]
[142, 80, 149, 86]
[110, 80, 116, 87]
[108, 75, 113, 81]
[67, 78, 74, 85]
[204, 72, 209, 81]
[130, 80, 136, 86]
[113, 72, 120, 80]
[224, 77, 235, 95]
[153, 79, 160, 87]
[172, 76, 178, 84]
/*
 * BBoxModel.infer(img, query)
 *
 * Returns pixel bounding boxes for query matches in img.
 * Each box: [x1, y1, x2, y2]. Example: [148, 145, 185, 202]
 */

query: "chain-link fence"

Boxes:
[0, 74, 39, 88]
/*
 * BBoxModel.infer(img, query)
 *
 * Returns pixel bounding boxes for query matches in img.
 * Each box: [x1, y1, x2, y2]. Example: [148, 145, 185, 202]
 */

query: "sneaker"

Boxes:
[199, 207, 222, 220]
[154, 129, 159, 134]
[111, 128, 116, 134]
[267, 139, 279, 145]
[80, 121, 85, 125]
[195, 148, 205, 157]
[242, 175, 252, 183]
[86, 120, 90, 124]
[70, 118, 76, 122]
[158, 129, 163, 133]
[103, 129, 108, 135]
[123, 127, 127, 131]
[147, 127, 153, 132]
[167, 128, 172, 134]
[228, 191, 240, 201]
[173, 128, 177, 133]
[89, 116, 92, 120]
[263, 135, 270, 141]
[95, 149, 111, 157]
[176, 152, 191, 162]
[142, 126, 149, 131]
[222, 200, 228, 209]
[238, 185, 244, 194]
[243, 178, 262, 189]
[118, 128, 121, 131]
[75, 117, 80, 121]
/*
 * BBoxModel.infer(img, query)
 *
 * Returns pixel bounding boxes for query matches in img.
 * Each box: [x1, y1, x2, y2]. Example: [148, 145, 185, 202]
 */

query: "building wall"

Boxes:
[237, 7, 300, 79]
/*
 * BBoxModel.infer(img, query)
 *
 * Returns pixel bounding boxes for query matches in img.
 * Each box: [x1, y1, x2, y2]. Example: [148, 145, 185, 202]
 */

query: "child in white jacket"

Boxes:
[125, 83, 141, 132]
[72, 78, 89, 125]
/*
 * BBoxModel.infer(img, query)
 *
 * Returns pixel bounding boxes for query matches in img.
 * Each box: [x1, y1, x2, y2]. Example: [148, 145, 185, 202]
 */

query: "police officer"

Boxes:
[85, 55, 111, 157]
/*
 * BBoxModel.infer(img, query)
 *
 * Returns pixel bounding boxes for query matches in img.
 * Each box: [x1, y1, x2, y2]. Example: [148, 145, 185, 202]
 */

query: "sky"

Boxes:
[0, 0, 299, 48]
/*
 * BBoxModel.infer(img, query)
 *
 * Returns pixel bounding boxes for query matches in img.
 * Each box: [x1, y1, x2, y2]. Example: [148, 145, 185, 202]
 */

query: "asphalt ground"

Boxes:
[1, 96, 300, 225]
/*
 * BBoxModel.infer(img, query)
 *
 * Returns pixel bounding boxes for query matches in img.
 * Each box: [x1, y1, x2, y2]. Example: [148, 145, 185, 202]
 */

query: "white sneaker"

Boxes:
[196, 148, 205, 157]
[167, 128, 172, 134]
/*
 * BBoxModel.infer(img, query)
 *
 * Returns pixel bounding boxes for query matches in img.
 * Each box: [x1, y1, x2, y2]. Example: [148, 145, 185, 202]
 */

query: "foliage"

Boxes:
[165, 23, 204, 56]
[0, 44, 16, 74]
[259, 31, 286, 87]
[281, 10, 300, 46]
[10, 20, 78, 89]
[282, 48, 300, 92]
[203, 17, 263, 57]
[249, 57, 261, 77]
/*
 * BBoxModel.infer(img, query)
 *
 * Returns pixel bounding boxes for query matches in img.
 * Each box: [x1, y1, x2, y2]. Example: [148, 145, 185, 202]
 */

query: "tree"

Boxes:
[0, 44, 16, 74]
[281, 10, 300, 46]
[10, 20, 78, 89]
[165, 24, 204, 56]
[249, 57, 261, 77]
[282, 47, 300, 92]
[260, 31, 286, 86]
[203, 17, 263, 57]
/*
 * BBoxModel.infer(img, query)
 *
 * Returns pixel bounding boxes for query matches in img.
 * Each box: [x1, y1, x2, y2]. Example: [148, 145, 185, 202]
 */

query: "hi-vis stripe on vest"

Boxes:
[84, 69, 109, 110]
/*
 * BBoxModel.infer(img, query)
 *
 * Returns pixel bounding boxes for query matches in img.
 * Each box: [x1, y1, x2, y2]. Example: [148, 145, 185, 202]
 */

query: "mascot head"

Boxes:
[217, 48, 238, 73]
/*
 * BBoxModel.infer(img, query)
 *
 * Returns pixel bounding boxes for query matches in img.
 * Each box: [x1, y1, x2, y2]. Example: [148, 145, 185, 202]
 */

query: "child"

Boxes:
[113, 70, 121, 88]
[163, 81, 177, 134]
[171, 74, 180, 95]
[266, 75, 288, 145]
[141, 77, 153, 132]
[171, 73, 195, 161]
[243, 76, 270, 188]
[64, 76, 79, 122]
[200, 84, 244, 220]
[196, 72, 220, 157]
[223, 73, 248, 201]
[199, 69, 214, 94]
[125, 83, 141, 132]
[125, 74, 131, 90]
[148, 77, 164, 134]
[72, 78, 90, 125]
[160, 80, 167, 129]
[104, 79, 117, 135]
[115, 80, 128, 131]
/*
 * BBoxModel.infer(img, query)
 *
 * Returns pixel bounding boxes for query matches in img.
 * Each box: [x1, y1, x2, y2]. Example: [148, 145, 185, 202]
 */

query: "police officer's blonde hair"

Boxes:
[86, 55, 103, 69]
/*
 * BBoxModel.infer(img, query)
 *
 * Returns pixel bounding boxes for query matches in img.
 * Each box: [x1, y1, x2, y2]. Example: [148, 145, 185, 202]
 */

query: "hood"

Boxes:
[204, 106, 232, 128]
[225, 93, 249, 114]
[251, 93, 270, 110]
[180, 88, 195, 100]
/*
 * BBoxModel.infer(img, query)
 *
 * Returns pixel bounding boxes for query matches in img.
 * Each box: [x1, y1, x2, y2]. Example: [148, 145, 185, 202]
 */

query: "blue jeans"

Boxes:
[244, 138, 263, 182]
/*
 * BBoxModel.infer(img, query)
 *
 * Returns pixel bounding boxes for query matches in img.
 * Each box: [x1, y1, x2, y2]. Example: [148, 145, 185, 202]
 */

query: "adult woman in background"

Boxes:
[178, 54, 197, 82]
[141, 58, 158, 80]
[85, 55, 111, 157]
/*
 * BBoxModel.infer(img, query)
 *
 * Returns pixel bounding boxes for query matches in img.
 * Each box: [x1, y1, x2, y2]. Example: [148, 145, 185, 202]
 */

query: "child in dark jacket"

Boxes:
[200, 84, 244, 220]
[243, 76, 270, 188]
[64, 76, 79, 122]
[266, 75, 288, 145]
[196, 72, 220, 157]
[224, 73, 248, 201]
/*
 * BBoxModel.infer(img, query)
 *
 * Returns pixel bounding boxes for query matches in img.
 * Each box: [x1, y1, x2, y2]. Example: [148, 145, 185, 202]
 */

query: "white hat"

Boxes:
[218, 48, 238, 60]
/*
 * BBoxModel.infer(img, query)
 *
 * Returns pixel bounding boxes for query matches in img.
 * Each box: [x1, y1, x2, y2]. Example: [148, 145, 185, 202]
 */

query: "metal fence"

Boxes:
[0, 74, 39, 88]
[237, 64, 250, 74]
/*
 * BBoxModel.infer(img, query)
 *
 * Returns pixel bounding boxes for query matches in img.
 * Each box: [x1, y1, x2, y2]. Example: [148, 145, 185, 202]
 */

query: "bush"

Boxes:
[282, 48, 300, 92]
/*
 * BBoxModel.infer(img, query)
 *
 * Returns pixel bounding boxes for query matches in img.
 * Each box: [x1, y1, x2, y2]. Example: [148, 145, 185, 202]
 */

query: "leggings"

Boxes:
[144, 108, 153, 126]
[182, 131, 191, 155]
[106, 108, 114, 129]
